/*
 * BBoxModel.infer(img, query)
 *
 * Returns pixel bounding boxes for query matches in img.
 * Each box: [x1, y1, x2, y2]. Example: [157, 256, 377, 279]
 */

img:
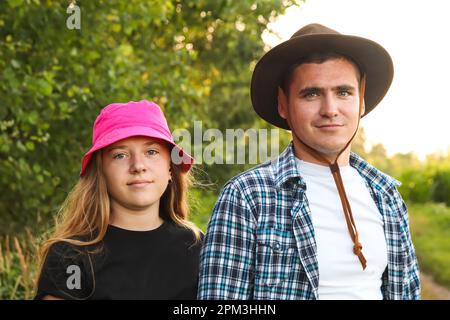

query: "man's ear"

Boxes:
[359, 75, 366, 117]
[360, 98, 365, 117]
[278, 87, 288, 119]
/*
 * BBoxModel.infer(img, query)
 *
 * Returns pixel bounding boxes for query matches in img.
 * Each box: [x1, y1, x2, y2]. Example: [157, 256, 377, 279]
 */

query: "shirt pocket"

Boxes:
[255, 228, 298, 287]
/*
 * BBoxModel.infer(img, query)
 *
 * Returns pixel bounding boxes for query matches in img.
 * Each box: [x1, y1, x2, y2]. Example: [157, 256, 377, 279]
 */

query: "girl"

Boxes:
[35, 100, 202, 300]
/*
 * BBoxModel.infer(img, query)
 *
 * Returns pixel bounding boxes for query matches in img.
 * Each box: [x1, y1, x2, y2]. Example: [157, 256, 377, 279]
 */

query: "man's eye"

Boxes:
[338, 90, 350, 97]
[304, 91, 319, 98]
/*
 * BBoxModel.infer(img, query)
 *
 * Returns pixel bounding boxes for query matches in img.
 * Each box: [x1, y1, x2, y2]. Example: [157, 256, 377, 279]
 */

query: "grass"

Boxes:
[0, 229, 38, 300]
[408, 202, 450, 288]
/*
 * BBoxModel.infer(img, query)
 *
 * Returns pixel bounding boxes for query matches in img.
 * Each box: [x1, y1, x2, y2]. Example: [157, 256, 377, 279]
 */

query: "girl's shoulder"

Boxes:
[164, 220, 204, 248]
[36, 239, 97, 300]
[46, 235, 101, 260]
[47, 237, 87, 252]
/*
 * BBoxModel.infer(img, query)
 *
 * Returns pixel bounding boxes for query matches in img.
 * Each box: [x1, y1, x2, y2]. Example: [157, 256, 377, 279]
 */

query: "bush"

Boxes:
[0, 0, 301, 235]
[431, 169, 450, 206]
[398, 168, 434, 203]
[397, 164, 450, 206]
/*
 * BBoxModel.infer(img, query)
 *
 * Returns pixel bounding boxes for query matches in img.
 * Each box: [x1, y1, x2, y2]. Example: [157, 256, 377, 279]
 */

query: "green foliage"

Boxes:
[409, 202, 450, 287]
[357, 133, 450, 206]
[431, 169, 450, 206]
[398, 167, 434, 203]
[396, 161, 450, 205]
[0, 0, 301, 234]
[189, 187, 218, 232]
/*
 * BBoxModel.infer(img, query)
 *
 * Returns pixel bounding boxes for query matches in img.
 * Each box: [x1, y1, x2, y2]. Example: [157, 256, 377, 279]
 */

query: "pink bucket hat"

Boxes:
[80, 100, 194, 176]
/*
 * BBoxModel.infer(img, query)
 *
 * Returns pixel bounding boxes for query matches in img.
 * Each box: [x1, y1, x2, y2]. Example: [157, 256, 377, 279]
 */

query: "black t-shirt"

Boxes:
[35, 220, 203, 300]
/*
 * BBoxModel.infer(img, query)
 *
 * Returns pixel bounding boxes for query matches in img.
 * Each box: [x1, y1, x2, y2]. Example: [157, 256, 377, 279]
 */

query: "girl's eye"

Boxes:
[113, 153, 127, 160]
[147, 149, 159, 156]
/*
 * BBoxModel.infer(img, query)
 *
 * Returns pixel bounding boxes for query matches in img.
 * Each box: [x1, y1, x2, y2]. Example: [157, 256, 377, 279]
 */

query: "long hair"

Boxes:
[161, 160, 202, 242]
[36, 148, 201, 292]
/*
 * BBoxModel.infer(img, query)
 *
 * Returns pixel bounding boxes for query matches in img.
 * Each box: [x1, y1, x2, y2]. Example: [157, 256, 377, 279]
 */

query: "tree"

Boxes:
[0, 0, 301, 234]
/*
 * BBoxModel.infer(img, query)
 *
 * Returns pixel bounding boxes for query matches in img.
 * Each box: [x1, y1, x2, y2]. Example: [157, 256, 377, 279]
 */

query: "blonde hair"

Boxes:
[36, 148, 201, 293]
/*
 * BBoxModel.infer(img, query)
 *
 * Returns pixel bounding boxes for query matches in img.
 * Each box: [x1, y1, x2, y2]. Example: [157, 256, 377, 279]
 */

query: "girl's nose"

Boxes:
[129, 154, 147, 174]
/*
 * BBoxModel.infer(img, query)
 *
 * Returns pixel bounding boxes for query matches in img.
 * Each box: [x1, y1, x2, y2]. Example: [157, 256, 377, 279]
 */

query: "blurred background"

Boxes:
[0, 0, 449, 299]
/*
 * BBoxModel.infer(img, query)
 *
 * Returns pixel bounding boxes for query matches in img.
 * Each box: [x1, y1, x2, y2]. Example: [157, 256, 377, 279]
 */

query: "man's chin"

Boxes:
[312, 143, 350, 156]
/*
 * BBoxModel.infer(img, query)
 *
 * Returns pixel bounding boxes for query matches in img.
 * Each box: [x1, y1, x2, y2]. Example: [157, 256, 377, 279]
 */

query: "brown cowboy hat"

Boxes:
[251, 23, 394, 129]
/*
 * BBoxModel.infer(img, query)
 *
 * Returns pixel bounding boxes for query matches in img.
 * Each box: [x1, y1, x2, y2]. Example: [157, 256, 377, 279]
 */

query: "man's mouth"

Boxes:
[317, 124, 344, 130]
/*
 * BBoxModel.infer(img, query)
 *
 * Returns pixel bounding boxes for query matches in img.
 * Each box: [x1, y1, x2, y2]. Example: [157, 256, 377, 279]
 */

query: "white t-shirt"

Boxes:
[296, 158, 388, 300]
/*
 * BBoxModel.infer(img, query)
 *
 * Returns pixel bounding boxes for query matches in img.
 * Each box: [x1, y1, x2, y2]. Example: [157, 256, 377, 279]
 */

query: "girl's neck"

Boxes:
[109, 202, 164, 231]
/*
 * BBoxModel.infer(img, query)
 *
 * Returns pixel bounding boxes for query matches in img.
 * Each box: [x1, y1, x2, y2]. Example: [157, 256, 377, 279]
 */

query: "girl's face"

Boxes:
[101, 136, 171, 212]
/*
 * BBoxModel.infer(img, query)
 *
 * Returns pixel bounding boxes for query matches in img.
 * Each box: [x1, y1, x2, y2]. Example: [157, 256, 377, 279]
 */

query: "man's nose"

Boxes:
[319, 93, 339, 118]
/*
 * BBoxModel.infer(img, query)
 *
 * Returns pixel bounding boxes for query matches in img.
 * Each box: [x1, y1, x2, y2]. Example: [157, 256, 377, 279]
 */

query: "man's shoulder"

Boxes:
[213, 159, 279, 219]
[224, 158, 277, 192]
[350, 152, 402, 194]
[223, 143, 296, 192]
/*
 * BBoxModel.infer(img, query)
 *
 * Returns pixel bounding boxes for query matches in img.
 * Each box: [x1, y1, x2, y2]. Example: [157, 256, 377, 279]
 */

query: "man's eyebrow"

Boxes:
[334, 84, 357, 91]
[298, 85, 358, 96]
[299, 86, 323, 95]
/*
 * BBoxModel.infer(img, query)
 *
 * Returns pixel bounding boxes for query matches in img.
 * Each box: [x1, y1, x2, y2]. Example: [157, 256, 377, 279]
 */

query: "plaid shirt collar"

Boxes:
[274, 142, 401, 193]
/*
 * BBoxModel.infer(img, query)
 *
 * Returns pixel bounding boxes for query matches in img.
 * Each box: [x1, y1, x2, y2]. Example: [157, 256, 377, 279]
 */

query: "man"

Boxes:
[198, 23, 420, 300]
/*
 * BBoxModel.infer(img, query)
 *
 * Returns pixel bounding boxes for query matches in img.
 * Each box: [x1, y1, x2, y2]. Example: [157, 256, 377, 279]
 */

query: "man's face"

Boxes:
[278, 58, 364, 157]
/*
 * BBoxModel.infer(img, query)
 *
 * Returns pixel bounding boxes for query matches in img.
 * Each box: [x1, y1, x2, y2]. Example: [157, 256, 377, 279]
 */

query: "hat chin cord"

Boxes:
[290, 75, 368, 270]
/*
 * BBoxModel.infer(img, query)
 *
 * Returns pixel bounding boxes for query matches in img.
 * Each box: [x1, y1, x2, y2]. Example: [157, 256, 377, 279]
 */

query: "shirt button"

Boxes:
[273, 241, 281, 251]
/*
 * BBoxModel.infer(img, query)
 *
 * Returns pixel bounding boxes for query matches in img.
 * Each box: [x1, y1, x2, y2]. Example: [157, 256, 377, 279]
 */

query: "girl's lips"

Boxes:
[127, 180, 153, 188]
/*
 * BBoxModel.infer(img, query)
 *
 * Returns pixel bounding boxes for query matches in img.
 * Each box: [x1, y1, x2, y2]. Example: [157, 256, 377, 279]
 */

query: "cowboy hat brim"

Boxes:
[251, 33, 394, 129]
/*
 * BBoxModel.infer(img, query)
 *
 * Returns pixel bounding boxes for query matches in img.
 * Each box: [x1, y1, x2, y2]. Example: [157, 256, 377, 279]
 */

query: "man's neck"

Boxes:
[292, 140, 351, 166]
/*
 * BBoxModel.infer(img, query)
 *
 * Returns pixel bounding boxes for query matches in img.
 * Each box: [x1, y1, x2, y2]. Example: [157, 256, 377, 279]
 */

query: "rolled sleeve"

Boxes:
[397, 194, 421, 300]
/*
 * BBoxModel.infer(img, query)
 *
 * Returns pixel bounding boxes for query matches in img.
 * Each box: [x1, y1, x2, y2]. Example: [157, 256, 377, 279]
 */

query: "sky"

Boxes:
[262, 0, 450, 160]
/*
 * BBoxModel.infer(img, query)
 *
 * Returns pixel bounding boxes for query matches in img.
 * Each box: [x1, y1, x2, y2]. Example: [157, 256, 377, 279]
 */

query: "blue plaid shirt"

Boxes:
[198, 142, 420, 300]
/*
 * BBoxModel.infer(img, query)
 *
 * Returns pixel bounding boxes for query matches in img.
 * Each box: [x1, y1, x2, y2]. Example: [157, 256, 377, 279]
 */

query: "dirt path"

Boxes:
[421, 272, 450, 300]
